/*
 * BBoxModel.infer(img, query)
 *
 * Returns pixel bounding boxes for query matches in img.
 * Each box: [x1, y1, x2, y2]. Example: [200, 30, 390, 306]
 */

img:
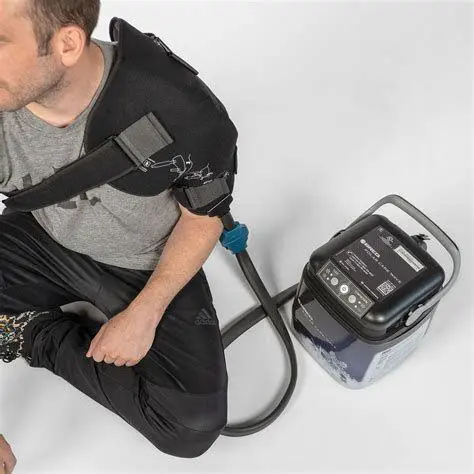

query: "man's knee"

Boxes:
[143, 382, 228, 458]
[162, 422, 225, 458]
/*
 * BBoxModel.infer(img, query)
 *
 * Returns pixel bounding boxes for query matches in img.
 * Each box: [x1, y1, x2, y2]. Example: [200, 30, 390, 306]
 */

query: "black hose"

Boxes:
[218, 212, 299, 437]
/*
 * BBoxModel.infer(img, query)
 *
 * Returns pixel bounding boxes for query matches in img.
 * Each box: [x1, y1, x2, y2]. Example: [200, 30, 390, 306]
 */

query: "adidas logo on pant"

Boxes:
[193, 308, 216, 326]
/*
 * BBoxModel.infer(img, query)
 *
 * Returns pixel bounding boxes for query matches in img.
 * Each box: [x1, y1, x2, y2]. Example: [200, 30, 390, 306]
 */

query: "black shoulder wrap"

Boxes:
[2, 17, 238, 217]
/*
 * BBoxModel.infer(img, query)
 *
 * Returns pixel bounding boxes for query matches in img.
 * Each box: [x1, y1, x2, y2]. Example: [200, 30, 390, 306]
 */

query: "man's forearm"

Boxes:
[128, 213, 224, 325]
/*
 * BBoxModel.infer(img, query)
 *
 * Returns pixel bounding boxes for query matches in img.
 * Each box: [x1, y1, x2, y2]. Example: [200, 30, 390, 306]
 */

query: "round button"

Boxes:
[340, 284, 349, 294]
[348, 295, 356, 304]
[330, 277, 339, 286]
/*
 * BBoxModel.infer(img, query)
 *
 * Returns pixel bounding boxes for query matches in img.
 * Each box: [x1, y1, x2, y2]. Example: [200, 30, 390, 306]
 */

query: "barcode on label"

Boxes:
[377, 280, 396, 296]
[394, 245, 425, 272]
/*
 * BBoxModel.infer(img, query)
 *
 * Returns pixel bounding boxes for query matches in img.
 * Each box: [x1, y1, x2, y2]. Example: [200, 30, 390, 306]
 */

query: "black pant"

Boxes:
[0, 211, 228, 458]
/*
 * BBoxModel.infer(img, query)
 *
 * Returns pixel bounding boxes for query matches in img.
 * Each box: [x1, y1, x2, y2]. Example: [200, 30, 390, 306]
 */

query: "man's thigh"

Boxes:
[94, 263, 228, 394]
[94, 263, 227, 386]
[94, 263, 229, 433]
[150, 269, 227, 393]
[0, 211, 103, 313]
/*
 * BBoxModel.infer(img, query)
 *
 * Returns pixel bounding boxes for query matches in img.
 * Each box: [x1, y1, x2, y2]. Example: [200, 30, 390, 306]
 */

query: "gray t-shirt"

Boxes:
[0, 38, 181, 271]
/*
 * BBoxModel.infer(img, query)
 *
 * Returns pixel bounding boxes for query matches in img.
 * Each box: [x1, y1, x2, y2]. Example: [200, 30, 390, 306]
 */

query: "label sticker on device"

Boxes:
[393, 245, 425, 272]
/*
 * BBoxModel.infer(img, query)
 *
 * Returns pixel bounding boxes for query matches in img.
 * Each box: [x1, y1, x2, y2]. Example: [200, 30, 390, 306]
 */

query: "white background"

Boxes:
[1, 1, 472, 473]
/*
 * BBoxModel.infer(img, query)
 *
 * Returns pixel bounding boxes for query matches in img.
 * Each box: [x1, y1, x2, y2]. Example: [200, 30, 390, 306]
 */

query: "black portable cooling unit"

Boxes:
[291, 195, 460, 388]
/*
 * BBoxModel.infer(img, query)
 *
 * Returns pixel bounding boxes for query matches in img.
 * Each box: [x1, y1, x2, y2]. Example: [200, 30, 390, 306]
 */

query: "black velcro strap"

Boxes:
[184, 178, 230, 209]
[114, 112, 174, 171]
[2, 113, 174, 212]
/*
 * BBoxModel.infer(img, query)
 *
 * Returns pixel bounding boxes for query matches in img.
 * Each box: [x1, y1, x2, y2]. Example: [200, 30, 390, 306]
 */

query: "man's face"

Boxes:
[0, 0, 65, 112]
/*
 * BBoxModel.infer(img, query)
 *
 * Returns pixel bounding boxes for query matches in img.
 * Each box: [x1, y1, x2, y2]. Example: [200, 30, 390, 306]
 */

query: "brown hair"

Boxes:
[24, 0, 101, 56]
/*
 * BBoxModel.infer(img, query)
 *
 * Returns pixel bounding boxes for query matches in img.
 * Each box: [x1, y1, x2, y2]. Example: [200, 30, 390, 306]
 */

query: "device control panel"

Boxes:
[317, 260, 374, 318]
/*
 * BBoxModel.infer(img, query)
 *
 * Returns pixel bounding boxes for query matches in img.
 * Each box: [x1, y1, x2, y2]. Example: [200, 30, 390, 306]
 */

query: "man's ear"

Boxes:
[54, 25, 87, 67]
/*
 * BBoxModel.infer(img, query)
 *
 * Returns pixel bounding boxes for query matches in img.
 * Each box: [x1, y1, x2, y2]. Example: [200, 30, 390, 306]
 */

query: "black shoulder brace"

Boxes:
[2, 17, 238, 218]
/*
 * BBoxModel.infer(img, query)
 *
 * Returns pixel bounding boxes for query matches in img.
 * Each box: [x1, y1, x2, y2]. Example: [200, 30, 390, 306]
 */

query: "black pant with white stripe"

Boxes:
[0, 210, 228, 458]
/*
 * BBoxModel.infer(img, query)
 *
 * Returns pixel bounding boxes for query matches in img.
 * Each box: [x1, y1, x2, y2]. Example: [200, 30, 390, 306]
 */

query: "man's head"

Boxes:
[0, 0, 100, 112]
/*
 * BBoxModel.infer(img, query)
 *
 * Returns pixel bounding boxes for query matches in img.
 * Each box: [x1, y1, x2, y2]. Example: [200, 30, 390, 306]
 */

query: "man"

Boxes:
[0, 0, 229, 463]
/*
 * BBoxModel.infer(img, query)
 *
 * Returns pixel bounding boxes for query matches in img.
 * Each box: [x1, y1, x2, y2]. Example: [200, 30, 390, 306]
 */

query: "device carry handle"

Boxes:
[347, 194, 461, 326]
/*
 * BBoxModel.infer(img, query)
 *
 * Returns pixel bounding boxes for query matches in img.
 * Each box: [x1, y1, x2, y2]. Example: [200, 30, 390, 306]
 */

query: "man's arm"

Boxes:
[127, 202, 224, 326]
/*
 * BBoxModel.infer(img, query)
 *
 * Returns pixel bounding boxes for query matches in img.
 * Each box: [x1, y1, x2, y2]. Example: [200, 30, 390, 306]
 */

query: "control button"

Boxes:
[348, 295, 356, 304]
[330, 277, 339, 286]
[340, 284, 349, 294]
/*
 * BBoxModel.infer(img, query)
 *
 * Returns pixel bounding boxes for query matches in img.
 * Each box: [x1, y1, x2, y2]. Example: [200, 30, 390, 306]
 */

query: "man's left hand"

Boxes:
[85, 305, 163, 367]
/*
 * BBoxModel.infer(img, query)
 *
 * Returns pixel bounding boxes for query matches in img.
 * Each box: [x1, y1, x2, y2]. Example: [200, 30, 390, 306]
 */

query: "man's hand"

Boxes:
[0, 434, 17, 474]
[85, 305, 163, 367]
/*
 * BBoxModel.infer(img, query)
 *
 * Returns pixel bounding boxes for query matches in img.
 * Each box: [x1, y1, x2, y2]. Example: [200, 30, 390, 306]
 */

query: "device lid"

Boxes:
[347, 195, 460, 327]
[307, 213, 446, 338]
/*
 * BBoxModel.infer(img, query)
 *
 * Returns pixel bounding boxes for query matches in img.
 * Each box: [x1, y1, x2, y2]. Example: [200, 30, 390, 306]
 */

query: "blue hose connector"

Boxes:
[219, 222, 249, 254]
